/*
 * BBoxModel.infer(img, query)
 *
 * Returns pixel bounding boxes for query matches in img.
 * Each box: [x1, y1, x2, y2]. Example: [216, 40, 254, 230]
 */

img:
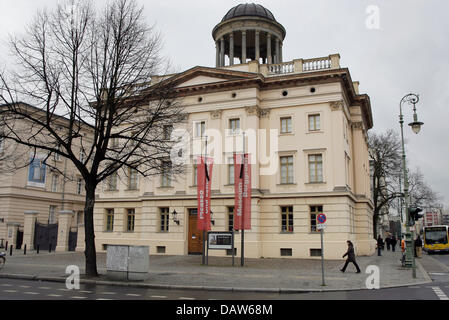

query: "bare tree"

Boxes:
[0, 0, 184, 276]
[368, 129, 402, 238]
[408, 167, 441, 209]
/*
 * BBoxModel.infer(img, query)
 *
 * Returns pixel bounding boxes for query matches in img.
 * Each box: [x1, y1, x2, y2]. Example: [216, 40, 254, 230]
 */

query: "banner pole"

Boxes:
[241, 131, 245, 267]
[202, 136, 208, 266]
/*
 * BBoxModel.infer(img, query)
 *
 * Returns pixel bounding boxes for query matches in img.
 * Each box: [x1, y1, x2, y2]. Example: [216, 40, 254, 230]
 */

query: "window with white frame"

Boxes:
[128, 168, 138, 190]
[228, 156, 235, 184]
[194, 121, 206, 138]
[107, 172, 118, 191]
[76, 178, 83, 195]
[49, 205, 57, 224]
[27, 156, 46, 187]
[161, 161, 172, 187]
[51, 174, 58, 192]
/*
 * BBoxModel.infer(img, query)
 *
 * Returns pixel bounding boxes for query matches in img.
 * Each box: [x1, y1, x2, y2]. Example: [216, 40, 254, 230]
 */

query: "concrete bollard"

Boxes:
[9, 244, 13, 256]
[24, 244, 27, 255]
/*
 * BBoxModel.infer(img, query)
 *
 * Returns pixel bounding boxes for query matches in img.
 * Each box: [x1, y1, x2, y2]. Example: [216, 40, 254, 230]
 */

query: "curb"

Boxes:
[0, 272, 433, 294]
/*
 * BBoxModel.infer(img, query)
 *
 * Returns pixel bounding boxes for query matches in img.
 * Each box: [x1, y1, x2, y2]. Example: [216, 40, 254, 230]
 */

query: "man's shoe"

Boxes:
[340, 269, 345, 272]
[356, 271, 361, 273]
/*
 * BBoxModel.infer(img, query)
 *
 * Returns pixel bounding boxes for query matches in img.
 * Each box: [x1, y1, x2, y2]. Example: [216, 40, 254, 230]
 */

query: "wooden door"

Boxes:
[188, 209, 203, 254]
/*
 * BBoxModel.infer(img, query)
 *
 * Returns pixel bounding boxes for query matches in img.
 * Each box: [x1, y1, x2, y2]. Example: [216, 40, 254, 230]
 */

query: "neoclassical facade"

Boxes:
[93, 3, 376, 259]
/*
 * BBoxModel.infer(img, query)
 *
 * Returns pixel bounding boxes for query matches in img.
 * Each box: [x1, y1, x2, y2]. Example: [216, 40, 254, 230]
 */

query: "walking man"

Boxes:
[415, 235, 423, 258]
[377, 235, 384, 256]
[391, 235, 397, 252]
[385, 235, 391, 251]
[340, 240, 361, 273]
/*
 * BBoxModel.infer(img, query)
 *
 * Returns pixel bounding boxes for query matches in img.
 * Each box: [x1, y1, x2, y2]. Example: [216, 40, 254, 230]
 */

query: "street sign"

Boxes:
[317, 213, 327, 224]
[317, 223, 326, 230]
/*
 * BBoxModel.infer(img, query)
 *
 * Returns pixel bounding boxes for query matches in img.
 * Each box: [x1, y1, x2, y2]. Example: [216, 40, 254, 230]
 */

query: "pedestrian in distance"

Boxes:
[340, 240, 361, 273]
[390, 235, 397, 252]
[385, 235, 391, 251]
[414, 235, 423, 258]
[377, 235, 384, 256]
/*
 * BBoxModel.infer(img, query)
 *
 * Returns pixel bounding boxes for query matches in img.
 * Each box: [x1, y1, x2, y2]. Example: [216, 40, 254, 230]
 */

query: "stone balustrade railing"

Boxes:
[266, 54, 340, 75]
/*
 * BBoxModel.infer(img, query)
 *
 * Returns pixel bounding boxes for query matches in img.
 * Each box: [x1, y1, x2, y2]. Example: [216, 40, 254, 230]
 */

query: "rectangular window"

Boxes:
[193, 164, 198, 186]
[105, 209, 114, 232]
[107, 172, 118, 190]
[280, 156, 294, 184]
[161, 161, 172, 187]
[281, 248, 293, 256]
[280, 117, 292, 133]
[126, 209, 135, 232]
[228, 157, 234, 185]
[281, 206, 294, 233]
[128, 168, 138, 190]
[49, 205, 57, 224]
[77, 210, 84, 225]
[194, 121, 206, 138]
[51, 174, 58, 192]
[308, 154, 323, 183]
[163, 125, 173, 140]
[308, 114, 321, 131]
[160, 207, 170, 232]
[310, 206, 323, 232]
[76, 178, 83, 195]
[229, 118, 240, 134]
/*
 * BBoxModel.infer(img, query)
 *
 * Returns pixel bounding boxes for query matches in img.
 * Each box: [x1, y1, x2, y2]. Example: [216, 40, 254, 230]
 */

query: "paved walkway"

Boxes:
[0, 248, 433, 292]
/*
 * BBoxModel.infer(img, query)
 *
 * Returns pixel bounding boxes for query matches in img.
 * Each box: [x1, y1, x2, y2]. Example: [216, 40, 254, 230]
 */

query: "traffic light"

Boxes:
[408, 207, 423, 225]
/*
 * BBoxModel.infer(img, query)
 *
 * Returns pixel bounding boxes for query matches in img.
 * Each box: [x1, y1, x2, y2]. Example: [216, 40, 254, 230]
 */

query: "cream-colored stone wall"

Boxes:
[94, 63, 375, 259]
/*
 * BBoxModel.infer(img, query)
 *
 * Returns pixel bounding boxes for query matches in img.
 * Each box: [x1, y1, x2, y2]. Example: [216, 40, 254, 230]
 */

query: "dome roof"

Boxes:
[221, 3, 276, 22]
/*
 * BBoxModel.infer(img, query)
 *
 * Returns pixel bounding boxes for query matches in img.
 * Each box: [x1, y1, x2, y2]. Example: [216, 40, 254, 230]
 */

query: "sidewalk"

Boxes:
[0, 248, 432, 292]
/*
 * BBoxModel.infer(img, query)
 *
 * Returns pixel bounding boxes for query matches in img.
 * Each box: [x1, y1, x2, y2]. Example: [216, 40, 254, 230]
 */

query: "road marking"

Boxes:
[24, 292, 39, 295]
[431, 287, 449, 300]
[3, 290, 18, 293]
[38, 287, 52, 290]
[408, 286, 422, 289]
[19, 285, 31, 288]
[150, 295, 167, 299]
[96, 298, 113, 300]
[71, 296, 87, 299]
[100, 292, 116, 295]
[125, 293, 141, 297]
[80, 290, 92, 294]
[47, 294, 62, 297]
[0, 284, 12, 287]
[429, 273, 449, 276]
[179, 297, 195, 300]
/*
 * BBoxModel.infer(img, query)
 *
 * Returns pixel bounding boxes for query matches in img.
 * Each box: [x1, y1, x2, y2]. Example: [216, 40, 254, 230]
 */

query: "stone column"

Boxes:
[56, 210, 73, 252]
[255, 30, 260, 62]
[275, 37, 280, 64]
[76, 224, 85, 252]
[220, 37, 225, 67]
[229, 33, 234, 66]
[279, 41, 283, 63]
[215, 41, 220, 67]
[6, 222, 20, 248]
[241, 30, 247, 63]
[267, 33, 272, 64]
[23, 211, 38, 250]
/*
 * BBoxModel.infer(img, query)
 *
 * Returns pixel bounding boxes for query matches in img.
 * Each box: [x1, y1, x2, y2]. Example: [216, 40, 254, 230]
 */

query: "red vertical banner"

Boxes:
[197, 156, 213, 231]
[234, 153, 251, 230]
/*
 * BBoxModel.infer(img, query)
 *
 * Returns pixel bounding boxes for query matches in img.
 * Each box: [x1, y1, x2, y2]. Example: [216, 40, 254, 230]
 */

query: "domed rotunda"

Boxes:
[212, 3, 286, 67]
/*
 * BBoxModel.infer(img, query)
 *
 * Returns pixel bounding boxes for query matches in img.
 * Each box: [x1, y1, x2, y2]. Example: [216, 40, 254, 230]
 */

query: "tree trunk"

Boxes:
[84, 185, 98, 277]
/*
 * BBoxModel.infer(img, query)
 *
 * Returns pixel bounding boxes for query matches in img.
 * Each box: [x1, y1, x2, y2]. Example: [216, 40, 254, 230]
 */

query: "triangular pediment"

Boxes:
[163, 66, 259, 89]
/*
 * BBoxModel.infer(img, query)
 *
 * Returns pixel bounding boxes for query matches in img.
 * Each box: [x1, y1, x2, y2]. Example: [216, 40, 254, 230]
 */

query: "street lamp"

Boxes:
[399, 93, 423, 279]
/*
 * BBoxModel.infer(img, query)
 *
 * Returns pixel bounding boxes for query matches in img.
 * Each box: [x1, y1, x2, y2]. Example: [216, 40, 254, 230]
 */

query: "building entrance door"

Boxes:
[188, 209, 203, 255]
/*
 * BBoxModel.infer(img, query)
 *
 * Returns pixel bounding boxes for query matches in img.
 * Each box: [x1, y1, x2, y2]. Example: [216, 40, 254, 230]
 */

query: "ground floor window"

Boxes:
[126, 209, 135, 232]
[160, 207, 170, 232]
[281, 206, 294, 233]
[310, 205, 323, 232]
[105, 209, 114, 232]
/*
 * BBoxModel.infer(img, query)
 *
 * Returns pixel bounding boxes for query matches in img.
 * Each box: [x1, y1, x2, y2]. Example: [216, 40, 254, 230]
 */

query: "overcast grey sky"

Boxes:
[1, 0, 448, 208]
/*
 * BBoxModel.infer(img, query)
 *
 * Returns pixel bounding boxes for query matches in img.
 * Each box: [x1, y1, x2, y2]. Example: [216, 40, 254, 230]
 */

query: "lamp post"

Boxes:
[399, 93, 424, 279]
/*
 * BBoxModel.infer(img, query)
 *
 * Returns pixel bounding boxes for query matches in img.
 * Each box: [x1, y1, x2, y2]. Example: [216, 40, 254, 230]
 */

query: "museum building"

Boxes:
[92, 3, 376, 259]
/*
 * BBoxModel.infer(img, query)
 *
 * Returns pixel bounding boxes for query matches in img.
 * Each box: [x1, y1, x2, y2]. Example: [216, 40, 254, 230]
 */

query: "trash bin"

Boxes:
[106, 245, 149, 281]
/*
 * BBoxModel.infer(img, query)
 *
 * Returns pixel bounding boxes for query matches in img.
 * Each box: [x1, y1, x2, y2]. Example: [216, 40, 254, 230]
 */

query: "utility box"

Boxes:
[106, 245, 149, 281]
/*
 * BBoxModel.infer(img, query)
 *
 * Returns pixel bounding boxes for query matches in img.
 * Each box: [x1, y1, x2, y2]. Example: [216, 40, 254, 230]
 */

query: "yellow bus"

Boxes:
[423, 225, 449, 254]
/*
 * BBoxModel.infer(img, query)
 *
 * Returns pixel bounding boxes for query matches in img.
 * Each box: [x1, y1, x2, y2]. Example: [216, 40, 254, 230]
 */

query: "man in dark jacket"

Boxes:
[415, 235, 423, 258]
[340, 241, 361, 273]
[377, 235, 384, 256]
[390, 235, 397, 252]
[385, 235, 391, 251]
